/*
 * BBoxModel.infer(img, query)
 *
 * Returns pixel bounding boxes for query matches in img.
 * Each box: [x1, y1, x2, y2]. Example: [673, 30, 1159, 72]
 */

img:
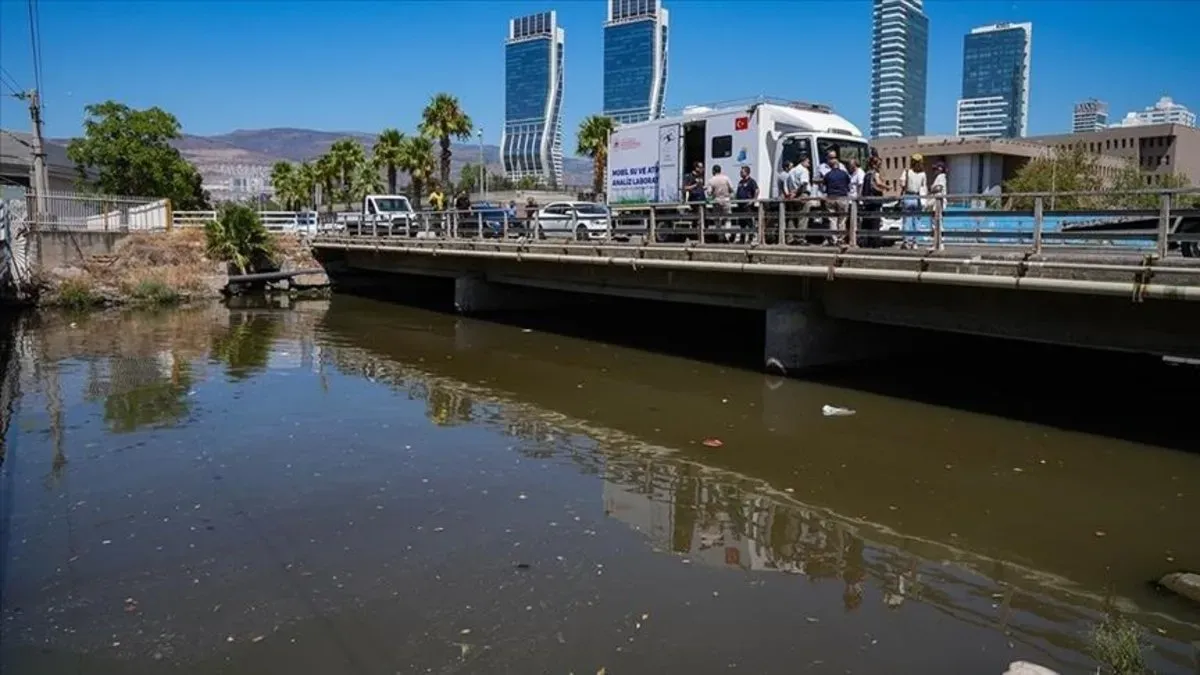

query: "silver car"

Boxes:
[534, 201, 611, 240]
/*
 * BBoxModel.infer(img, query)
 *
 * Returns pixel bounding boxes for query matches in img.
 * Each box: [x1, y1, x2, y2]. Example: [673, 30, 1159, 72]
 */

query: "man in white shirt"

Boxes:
[785, 157, 814, 244]
[847, 158, 865, 198]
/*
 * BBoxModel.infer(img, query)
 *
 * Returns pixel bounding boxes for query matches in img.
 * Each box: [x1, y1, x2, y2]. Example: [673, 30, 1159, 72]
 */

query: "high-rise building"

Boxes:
[1072, 99, 1109, 133]
[603, 0, 669, 124]
[869, 0, 928, 139]
[501, 11, 564, 187]
[955, 22, 1032, 139]
[1116, 96, 1196, 128]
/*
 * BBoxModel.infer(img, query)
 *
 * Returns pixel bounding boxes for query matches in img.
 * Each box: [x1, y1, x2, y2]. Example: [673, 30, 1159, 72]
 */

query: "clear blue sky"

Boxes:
[1, 0, 1197, 152]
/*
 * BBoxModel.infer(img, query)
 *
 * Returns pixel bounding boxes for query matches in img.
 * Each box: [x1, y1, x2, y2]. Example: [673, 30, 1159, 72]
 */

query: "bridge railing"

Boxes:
[311, 188, 1200, 259]
[172, 210, 320, 232]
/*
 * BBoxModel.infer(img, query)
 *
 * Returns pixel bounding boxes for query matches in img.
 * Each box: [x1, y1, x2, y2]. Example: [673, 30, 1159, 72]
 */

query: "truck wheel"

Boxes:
[575, 224, 588, 242]
[1183, 241, 1198, 258]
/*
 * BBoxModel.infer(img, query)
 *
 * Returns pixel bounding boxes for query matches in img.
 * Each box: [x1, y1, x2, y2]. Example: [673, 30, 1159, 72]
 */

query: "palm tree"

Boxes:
[374, 128, 406, 194]
[270, 161, 297, 209]
[350, 160, 384, 204]
[315, 154, 337, 212]
[576, 115, 616, 195]
[296, 161, 318, 210]
[328, 139, 367, 207]
[204, 204, 275, 275]
[398, 136, 436, 206]
[419, 93, 473, 189]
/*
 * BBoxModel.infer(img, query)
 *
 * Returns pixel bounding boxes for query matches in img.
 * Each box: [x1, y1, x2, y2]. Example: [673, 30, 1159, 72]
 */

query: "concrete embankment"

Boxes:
[28, 230, 327, 308]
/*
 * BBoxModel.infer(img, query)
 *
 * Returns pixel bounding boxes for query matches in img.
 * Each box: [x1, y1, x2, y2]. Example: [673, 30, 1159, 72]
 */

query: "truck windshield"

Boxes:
[372, 198, 412, 213]
[817, 138, 869, 168]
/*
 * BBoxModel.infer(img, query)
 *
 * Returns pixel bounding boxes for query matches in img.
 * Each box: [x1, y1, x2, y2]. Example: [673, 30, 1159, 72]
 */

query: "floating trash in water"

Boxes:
[701, 438, 724, 448]
[822, 405, 856, 417]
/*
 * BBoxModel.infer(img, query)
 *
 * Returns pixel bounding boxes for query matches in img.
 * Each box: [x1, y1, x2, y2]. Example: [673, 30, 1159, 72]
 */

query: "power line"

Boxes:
[26, 0, 43, 95]
[0, 67, 23, 95]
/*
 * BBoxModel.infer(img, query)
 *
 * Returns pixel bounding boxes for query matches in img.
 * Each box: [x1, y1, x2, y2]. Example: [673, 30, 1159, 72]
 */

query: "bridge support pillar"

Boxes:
[454, 275, 568, 314]
[764, 301, 888, 374]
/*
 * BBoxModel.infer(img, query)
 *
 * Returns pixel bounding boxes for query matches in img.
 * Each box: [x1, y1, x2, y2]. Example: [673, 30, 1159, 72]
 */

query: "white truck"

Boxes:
[605, 99, 902, 242]
[338, 194, 417, 236]
[606, 99, 872, 204]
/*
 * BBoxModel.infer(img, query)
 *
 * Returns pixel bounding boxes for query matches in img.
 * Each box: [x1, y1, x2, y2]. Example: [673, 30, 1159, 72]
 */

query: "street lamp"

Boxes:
[478, 129, 486, 201]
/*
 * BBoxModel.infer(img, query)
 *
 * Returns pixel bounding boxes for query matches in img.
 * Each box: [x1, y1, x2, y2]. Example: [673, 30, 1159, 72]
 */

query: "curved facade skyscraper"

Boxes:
[603, 0, 669, 124]
[501, 11, 564, 187]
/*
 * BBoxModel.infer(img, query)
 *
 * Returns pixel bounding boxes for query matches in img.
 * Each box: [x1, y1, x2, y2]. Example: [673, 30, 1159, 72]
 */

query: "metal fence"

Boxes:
[305, 188, 1200, 259]
[22, 190, 170, 232]
[172, 210, 319, 232]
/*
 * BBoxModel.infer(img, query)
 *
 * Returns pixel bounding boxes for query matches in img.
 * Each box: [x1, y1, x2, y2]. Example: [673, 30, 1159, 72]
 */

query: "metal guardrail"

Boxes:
[305, 188, 1200, 259]
[172, 210, 320, 232]
[20, 191, 168, 232]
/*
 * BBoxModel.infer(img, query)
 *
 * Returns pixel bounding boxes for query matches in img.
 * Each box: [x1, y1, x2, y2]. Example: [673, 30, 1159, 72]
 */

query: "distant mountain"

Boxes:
[50, 127, 593, 197]
[171, 128, 594, 191]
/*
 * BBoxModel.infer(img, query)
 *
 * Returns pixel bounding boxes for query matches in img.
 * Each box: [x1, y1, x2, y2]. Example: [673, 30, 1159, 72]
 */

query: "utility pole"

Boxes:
[17, 89, 50, 222]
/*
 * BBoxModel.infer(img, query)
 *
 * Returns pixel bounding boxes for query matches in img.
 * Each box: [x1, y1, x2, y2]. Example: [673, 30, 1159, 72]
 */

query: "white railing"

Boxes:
[172, 210, 320, 233]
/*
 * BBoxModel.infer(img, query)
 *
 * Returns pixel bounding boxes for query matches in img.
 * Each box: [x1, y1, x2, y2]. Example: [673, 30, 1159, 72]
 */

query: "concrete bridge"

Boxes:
[309, 232, 1200, 371]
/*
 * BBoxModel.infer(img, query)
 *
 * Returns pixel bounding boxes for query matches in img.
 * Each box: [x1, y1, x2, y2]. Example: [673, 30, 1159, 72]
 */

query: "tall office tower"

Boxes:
[1073, 99, 1109, 133]
[869, 0, 929, 138]
[501, 11, 565, 186]
[955, 22, 1032, 139]
[603, 0, 669, 124]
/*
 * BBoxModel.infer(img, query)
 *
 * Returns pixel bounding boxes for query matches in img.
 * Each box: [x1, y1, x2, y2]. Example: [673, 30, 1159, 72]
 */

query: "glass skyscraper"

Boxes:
[869, 0, 928, 138]
[501, 11, 564, 187]
[955, 23, 1032, 139]
[603, 0, 669, 124]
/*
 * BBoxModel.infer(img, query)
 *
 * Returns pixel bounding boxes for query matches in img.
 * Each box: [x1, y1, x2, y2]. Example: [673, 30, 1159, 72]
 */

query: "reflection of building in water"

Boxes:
[601, 466, 845, 576]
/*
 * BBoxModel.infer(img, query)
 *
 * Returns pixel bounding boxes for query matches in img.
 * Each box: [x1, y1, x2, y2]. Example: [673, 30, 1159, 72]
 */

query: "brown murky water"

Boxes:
[1, 298, 1198, 674]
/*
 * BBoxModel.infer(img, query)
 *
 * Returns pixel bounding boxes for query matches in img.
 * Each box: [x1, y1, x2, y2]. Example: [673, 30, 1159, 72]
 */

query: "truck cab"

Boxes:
[343, 194, 416, 236]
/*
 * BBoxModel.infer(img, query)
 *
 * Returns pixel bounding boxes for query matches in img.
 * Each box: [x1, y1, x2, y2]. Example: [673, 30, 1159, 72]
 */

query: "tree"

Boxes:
[270, 161, 305, 210]
[458, 162, 478, 194]
[296, 161, 318, 210]
[1003, 146, 1103, 209]
[204, 203, 275, 275]
[517, 175, 538, 190]
[350, 160, 383, 204]
[489, 172, 513, 191]
[315, 155, 337, 212]
[327, 139, 368, 207]
[374, 128, 406, 194]
[419, 93, 473, 189]
[1108, 167, 1196, 209]
[399, 135, 436, 205]
[67, 101, 209, 208]
[576, 115, 616, 195]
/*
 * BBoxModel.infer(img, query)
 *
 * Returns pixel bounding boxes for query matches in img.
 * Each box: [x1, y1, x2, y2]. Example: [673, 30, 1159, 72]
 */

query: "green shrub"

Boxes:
[1088, 613, 1149, 674]
[56, 278, 98, 310]
[204, 203, 275, 275]
[129, 279, 181, 305]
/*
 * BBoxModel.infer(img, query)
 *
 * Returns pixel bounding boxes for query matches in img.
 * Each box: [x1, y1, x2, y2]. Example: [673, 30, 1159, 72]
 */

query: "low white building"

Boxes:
[1115, 96, 1196, 128]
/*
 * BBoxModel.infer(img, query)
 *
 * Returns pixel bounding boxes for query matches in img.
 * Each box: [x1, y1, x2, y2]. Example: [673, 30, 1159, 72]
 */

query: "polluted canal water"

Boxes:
[1, 298, 1199, 674]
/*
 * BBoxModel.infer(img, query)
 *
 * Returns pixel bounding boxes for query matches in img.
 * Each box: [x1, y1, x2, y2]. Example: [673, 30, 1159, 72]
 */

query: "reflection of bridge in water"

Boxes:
[322, 328, 1199, 674]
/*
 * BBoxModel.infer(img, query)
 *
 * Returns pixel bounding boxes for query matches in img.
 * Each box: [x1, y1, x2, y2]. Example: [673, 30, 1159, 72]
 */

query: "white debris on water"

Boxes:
[821, 405, 855, 417]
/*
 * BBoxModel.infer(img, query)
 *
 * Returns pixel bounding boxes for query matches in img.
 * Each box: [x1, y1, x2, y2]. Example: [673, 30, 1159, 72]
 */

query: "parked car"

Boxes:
[457, 202, 511, 238]
[534, 202, 611, 240]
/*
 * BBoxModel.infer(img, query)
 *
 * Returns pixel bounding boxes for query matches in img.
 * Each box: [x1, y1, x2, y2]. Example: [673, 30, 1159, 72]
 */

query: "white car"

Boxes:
[534, 202, 611, 240]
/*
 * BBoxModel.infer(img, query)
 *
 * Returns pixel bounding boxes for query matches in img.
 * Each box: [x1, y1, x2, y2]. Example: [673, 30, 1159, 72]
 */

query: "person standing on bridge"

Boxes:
[735, 165, 760, 244]
[899, 154, 927, 249]
[706, 164, 735, 241]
